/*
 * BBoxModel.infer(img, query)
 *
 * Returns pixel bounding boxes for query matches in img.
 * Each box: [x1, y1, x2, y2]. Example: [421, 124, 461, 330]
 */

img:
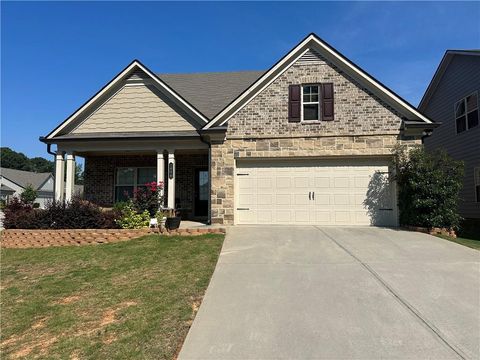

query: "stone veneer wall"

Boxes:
[209, 54, 422, 225]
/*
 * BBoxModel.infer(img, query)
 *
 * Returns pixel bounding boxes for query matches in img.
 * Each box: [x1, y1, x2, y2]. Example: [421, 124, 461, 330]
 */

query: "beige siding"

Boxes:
[72, 84, 197, 133]
[423, 55, 480, 219]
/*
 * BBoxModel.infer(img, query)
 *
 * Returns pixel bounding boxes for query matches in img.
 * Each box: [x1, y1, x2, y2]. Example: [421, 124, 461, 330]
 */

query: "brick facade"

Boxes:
[210, 56, 422, 225]
[84, 153, 208, 219]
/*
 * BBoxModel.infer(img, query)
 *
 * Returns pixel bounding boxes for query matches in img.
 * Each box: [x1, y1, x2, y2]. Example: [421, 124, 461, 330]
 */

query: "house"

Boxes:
[419, 50, 480, 219]
[40, 33, 435, 226]
[0, 167, 54, 208]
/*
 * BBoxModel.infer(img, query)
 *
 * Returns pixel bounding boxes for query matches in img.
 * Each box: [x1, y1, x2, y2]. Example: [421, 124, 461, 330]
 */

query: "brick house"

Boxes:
[41, 34, 436, 226]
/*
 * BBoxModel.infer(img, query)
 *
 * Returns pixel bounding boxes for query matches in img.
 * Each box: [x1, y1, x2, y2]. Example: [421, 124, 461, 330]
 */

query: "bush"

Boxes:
[115, 203, 150, 229]
[393, 145, 464, 230]
[20, 185, 37, 205]
[131, 182, 164, 216]
[3, 196, 121, 229]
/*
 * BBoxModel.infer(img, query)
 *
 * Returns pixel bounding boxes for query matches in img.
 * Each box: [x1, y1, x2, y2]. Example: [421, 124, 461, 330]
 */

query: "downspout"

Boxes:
[199, 134, 212, 225]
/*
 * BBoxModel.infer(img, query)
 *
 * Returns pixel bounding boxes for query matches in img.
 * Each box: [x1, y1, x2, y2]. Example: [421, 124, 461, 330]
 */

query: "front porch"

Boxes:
[53, 144, 210, 222]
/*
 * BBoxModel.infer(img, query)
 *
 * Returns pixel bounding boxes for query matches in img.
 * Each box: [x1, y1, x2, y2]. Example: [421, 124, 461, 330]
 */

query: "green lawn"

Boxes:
[0, 234, 224, 359]
[436, 235, 480, 250]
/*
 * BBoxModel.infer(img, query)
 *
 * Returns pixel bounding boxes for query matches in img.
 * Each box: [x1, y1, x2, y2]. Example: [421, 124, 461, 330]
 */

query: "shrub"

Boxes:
[115, 203, 150, 229]
[392, 145, 464, 230]
[131, 182, 164, 216]
[3, 196, 121, 229]
[20, 185, 37, 205]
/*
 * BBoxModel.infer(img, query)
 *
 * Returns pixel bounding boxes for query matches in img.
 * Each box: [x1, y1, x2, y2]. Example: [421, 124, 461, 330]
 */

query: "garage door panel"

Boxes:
[236, 159, 396, 226]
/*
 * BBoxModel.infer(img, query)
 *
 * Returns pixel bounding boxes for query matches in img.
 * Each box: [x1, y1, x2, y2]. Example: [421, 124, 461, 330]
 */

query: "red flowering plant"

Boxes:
[131, 181, 164, 216]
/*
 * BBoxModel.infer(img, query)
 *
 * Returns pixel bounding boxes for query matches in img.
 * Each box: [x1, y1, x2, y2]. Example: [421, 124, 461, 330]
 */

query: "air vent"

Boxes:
[297, 49, 323, 64]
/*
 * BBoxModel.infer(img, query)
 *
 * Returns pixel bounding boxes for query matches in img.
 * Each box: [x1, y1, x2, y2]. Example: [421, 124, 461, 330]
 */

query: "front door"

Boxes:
[194, 168, 209, 217]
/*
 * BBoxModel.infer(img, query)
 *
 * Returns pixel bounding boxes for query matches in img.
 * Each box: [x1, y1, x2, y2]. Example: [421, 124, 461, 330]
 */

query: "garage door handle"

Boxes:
[309, 192, 311, 200]
[237, 208, 250, 210]
[312, 191, 315, 200]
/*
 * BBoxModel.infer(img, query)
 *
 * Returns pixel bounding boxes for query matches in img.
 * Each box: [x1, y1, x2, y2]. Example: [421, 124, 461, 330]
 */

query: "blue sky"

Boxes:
[2, 1, 479, 159]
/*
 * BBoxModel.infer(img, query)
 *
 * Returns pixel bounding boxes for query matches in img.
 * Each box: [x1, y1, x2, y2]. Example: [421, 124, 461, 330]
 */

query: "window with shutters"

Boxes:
[301, 85, 320, 121]
[455, 91, 478, 134]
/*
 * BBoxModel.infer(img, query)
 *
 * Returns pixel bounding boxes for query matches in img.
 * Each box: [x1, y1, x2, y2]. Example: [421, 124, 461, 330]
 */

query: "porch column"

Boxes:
[65, 152, 76, 202]
[157, 150, 165, 206]
[54, 151, 65, 202]
[167, 150, 175, 208]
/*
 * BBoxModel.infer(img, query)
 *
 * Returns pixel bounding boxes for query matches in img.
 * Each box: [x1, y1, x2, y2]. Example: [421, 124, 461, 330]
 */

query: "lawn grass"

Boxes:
[0, 233, 224, 359]
[436, 234, 480, 250]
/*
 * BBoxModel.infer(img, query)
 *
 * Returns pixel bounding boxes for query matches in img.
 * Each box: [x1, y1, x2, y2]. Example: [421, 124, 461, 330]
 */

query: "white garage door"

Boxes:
[235, 159, 397, 226]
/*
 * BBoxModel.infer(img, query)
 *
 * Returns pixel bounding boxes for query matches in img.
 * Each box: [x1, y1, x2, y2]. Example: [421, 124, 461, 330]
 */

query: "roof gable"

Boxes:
[419, 50, 480, 111]
[203, 33, 433, 129]
[0, 167, 53, 190]
[45, 60, 209, 140]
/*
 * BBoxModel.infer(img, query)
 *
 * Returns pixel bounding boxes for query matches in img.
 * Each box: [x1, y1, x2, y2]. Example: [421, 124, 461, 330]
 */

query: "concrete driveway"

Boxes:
[179, 227, 480, 360]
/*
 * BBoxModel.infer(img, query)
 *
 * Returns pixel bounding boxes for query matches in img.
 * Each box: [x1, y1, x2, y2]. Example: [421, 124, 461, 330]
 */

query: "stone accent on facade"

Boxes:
[0, 227, 226, 249]
[210, 135, 421, 225]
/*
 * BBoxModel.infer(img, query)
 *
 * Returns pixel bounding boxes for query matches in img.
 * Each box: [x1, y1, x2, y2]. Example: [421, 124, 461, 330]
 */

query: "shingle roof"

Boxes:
[157, 70, 265, 119]
[0, 167, 52, 190]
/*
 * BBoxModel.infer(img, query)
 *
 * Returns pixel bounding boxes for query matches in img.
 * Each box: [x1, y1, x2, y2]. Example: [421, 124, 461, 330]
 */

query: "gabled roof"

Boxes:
[0, 167, 53, 190]
[159, 71, 265, 119]
[45, 60, 211, 140]
[204, 33, 433, 129]
[419, 50, 480, 111]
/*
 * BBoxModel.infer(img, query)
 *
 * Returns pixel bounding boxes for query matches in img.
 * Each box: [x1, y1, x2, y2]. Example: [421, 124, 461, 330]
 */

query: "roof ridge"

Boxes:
[157, 69, 265, 76]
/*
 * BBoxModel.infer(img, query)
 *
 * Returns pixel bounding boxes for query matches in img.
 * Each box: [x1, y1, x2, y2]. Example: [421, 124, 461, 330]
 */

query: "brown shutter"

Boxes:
[288, 85, 301, 122]
[321, 83, 334, 121]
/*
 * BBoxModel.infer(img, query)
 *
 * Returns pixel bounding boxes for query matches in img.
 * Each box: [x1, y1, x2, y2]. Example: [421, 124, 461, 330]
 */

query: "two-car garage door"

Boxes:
[235, 158, 397, 226]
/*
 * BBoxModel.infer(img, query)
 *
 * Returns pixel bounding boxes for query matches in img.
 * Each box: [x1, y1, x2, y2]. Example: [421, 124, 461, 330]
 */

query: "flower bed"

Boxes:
[1, 227, 226, 248]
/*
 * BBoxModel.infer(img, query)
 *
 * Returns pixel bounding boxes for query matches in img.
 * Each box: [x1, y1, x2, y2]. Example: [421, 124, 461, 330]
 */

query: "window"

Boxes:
[115, 167, 156, 202]
[455, 92, 478, 134]
[302, 85, 320, 121]
[475, 168, 480, 203]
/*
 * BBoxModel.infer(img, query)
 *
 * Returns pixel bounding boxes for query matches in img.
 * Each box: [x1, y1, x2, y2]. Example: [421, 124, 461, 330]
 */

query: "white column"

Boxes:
[65, 152, 76, 202]
[167, 150, 175, 208]
[157, 150, 165, 207]
[54, 152, 65, 202]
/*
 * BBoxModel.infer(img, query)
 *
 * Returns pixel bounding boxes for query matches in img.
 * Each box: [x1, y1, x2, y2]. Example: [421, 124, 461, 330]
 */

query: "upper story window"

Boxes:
[302, 85, 320, 121]
[455, 92, 478, 134]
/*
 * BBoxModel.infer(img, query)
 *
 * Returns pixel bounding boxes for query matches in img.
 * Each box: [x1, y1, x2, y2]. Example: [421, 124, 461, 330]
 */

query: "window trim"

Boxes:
[301, 84, 321, 122]
[455, 90, 478, 134]
[114, 166, 156, 202]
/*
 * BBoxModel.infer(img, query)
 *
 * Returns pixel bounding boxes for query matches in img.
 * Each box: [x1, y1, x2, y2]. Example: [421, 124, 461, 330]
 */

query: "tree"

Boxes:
[20, 185, 38, 205]
[1, 147, 32, 171]
[392, 145, 464, 230]
[30, 157, 54, 173]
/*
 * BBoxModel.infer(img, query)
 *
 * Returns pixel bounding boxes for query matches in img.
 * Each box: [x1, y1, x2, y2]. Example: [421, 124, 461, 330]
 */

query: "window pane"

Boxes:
[199, 171, 209, 201]
[311, 94, 319, 102]
[456, 115, 467, 133]
[455, 100, 466, 117]
[467, 109, 479, 129]
[138, 168, 156, 185]
[310, 85, 319, 94]
[117, 168, 135, 185]
[303, 85, 311, 95]
[115, 186, 133, 202]
[466, 93, 478, 112]
[303, 104, 319, 120]
[303, 94, 310, 102]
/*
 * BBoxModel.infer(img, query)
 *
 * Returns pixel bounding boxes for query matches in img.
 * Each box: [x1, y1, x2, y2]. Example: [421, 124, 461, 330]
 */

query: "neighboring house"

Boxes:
[420, 50, 480, 219]
[40, 33, 435, 226]
[0, 167, 54, 208]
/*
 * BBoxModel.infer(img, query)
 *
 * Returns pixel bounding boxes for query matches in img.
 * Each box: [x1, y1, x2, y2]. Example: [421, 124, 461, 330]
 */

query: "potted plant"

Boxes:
[164, 208, 181, 230]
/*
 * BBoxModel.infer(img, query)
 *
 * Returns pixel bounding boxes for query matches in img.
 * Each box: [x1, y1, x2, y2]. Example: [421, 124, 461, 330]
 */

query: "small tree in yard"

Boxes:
[20, 185, 38, 205]
[392, 145, 464, 230]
